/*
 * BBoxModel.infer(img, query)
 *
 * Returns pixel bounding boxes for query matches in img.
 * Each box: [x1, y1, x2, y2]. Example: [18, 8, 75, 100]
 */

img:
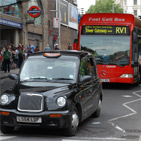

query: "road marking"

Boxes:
[0, 134, 16, 140]
[108, 89, 141, 138]
[62, 137, 126, 141]
[92, 122, 101, 125]
[122, 95, 132, 98]
[139, 133, 141, 141]
[109, 90, 141, 122]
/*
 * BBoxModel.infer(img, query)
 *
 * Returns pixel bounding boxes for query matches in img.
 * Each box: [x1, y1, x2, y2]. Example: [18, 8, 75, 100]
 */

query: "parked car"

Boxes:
[0, 50, 103, 136]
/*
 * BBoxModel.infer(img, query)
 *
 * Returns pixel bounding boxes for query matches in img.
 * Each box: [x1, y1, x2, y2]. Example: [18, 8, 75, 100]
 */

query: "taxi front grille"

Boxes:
[18, 94, 43, 112]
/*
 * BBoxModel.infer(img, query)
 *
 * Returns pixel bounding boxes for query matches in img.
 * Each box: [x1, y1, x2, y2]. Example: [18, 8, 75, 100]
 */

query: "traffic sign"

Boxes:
[28, 6, 41, 18]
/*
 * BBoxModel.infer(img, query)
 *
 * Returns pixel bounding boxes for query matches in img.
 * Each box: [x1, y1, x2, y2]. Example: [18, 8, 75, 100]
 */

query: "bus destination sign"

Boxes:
[82, 25, 130, 35]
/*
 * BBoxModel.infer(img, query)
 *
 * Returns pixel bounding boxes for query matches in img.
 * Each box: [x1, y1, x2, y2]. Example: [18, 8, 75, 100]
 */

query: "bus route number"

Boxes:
[116, 27, 127, 34]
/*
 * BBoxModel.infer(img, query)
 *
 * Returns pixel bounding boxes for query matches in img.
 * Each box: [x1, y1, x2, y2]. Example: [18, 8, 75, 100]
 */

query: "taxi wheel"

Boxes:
[0, 125, 14, 134]
[65, 108, 79, 136]
[92, 99, 102, 118]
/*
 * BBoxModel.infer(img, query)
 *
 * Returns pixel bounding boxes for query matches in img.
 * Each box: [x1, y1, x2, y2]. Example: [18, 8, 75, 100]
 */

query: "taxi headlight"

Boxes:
[120, 74, 133, 78]
[0, 94, 9, 105]
[56, 97, 66, 107]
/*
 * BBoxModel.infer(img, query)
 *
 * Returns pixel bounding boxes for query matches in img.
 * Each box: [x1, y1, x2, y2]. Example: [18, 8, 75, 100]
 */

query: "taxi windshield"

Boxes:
[20, 56, 79, 83]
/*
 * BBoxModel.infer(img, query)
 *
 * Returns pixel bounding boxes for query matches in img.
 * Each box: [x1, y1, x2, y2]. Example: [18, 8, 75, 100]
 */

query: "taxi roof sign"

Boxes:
[43, 53, 61, 57]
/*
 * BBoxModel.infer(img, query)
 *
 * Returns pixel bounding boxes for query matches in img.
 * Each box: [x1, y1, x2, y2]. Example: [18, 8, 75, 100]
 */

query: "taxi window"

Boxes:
[80, 57, 97, 78]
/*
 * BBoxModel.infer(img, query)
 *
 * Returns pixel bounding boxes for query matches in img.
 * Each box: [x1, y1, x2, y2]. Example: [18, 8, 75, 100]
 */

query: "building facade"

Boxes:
[115, 0, 141, 17]
[0, 0, 78, 50]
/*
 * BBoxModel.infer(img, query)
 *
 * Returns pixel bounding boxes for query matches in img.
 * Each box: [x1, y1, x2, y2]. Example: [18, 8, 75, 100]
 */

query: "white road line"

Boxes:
[139, 133, 141, 141]
[109, 90, 141, 122]
[62, 137, 126, 141]
[122, 95, 132, 98]
[0, 135, 16, 141]
[108, 89, 141, 137]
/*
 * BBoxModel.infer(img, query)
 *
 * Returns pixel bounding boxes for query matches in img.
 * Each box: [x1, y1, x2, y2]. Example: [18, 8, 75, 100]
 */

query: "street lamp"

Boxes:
[58, 0, 61, 49]
[50, 0, 61, 49]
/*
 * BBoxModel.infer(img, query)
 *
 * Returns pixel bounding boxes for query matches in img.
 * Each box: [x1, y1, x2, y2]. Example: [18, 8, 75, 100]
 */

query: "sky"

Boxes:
[77, 0, 96, 13]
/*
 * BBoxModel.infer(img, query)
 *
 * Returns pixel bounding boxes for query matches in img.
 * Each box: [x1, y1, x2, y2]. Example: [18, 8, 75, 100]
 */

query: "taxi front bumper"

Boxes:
[0, 108, 71, 128]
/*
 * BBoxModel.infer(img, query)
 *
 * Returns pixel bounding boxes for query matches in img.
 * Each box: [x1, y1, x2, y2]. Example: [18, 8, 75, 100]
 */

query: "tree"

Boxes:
[86, 0, 123, 14]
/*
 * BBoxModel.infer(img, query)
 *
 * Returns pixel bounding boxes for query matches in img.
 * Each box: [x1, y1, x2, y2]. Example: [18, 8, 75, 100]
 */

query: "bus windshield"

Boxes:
[80, 35, 130, 66]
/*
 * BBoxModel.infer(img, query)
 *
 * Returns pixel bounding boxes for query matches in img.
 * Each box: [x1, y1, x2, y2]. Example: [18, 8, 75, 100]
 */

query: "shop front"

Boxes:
[0, 0, 22, 48]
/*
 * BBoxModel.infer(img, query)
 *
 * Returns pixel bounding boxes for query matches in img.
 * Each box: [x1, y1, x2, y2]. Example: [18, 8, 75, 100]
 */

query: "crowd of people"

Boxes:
[0, 43, 39, 73]
[0, 42, 72, 73]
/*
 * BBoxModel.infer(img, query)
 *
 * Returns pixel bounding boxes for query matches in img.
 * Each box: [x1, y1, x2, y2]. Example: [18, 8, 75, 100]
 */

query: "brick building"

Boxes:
[0, 0, 78, 50]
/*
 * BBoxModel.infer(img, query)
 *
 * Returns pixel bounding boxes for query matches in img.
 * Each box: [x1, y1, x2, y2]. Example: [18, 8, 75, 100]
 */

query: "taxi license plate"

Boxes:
[101, 79, 110, 82]
[17, 116, 42, 123]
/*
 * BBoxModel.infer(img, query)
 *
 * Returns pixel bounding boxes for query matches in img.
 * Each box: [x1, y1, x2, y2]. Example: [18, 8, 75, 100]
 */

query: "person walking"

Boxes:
[68, 43, 72, 50]
[54, 44, 59, 50]
[0, 49, 2, 70]
[45, 44, 51, 51]
[3, 47, 11, 73]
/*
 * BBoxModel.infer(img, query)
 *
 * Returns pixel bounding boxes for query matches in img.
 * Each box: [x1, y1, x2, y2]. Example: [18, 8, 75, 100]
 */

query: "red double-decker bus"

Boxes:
[74, 13, 141, 84]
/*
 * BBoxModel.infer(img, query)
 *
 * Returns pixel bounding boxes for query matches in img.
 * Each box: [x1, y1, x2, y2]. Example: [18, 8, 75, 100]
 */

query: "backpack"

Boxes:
[4, 51, 10, 60]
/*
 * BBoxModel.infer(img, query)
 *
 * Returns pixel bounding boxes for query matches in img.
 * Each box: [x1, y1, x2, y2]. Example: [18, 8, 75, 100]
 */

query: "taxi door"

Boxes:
[79, 57, 99, 120]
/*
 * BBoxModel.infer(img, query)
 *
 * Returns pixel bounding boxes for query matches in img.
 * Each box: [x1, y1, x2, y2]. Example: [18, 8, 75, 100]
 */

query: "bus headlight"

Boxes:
[56, 97, 66, 107]
[120, 74, 133, 78]
[0, 94, 9, 105]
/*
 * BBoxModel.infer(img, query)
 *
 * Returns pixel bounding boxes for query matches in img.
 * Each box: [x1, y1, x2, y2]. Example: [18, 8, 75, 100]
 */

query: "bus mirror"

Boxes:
[132, 31, 138, 43]
[73, 39, 78, 50]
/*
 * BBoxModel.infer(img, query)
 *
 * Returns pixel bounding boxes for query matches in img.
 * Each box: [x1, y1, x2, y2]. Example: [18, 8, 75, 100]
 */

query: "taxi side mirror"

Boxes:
[80, 75, 92, 82]
[9, 74, 18, 80]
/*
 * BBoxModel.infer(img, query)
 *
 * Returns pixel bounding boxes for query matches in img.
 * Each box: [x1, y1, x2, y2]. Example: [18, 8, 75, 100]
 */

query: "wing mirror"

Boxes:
[9, 74, 18, 80]
[80, 75, 92, 82]
[132, 31, 138, 43]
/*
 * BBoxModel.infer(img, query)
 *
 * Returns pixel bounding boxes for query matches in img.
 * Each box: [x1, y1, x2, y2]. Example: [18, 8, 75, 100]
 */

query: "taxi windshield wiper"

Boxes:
[21, 76, 50, 82]
[30, 76, 47, 79]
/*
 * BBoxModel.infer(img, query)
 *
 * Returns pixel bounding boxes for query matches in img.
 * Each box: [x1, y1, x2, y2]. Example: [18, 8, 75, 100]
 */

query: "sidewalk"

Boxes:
[0, 69, 19, 80]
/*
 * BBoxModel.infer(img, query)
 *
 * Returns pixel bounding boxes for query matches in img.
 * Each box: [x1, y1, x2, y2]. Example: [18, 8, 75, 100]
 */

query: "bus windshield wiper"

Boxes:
[107, 62, 124, 68]
[52, 78, 73, 80]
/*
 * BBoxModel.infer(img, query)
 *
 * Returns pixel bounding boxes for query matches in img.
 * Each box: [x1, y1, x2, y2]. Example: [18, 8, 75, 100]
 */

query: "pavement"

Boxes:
[0, 68, 20, 80]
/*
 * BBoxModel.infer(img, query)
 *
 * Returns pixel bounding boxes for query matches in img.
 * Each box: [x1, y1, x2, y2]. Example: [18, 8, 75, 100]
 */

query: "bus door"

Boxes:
[132, 31, 139, 82]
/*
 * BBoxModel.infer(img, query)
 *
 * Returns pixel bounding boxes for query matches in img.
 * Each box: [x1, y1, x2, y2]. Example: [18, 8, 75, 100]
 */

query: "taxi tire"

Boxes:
[65, 107, 79, 136]
[0, 125, 14, 134]
[92, 99, 102, 118]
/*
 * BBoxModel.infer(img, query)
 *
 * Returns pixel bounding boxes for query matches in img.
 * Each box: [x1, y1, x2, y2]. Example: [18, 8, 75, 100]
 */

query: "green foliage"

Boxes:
[86, 0, 123, 14]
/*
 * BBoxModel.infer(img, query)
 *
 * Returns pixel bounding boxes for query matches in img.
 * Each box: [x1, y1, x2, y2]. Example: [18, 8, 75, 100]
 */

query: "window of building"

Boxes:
[0, 0, 21, 18]
[134, 0, 137, 5]
[134, 10, 137, 16]
[27, 0, 42, 25]
[124, 0, 127, 6]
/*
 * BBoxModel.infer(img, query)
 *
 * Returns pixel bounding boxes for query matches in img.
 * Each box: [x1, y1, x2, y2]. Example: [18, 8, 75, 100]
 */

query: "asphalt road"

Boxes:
[0, 79, 141, 141]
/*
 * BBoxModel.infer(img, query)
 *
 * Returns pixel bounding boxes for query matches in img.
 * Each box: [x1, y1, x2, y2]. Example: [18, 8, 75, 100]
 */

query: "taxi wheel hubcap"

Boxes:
[71, 111, 79, 130]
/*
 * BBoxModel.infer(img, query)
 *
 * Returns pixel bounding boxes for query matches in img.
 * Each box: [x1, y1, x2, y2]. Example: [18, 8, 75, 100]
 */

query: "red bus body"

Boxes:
[77, 13, 141, 84]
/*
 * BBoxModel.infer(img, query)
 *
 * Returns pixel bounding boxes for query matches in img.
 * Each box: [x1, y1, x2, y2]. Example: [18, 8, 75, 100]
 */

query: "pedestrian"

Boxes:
[68, 43, 72, 50]
[29, 43, 35, 53]
[27, 47, 33, 56]
[34, 46, 40, 52]
[0, 49, 2, 70]
[45, 44, 51, 51]
[54, 44, 59, 50]
[3, 46, 11, 73]
[11, 48, 16, 69]
[15, 47, 19, 68]
[18, 47, 24, 68]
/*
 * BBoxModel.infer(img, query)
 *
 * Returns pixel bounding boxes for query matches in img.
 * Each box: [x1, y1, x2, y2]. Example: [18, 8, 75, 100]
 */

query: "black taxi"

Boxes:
[0, 50, 103, 136]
